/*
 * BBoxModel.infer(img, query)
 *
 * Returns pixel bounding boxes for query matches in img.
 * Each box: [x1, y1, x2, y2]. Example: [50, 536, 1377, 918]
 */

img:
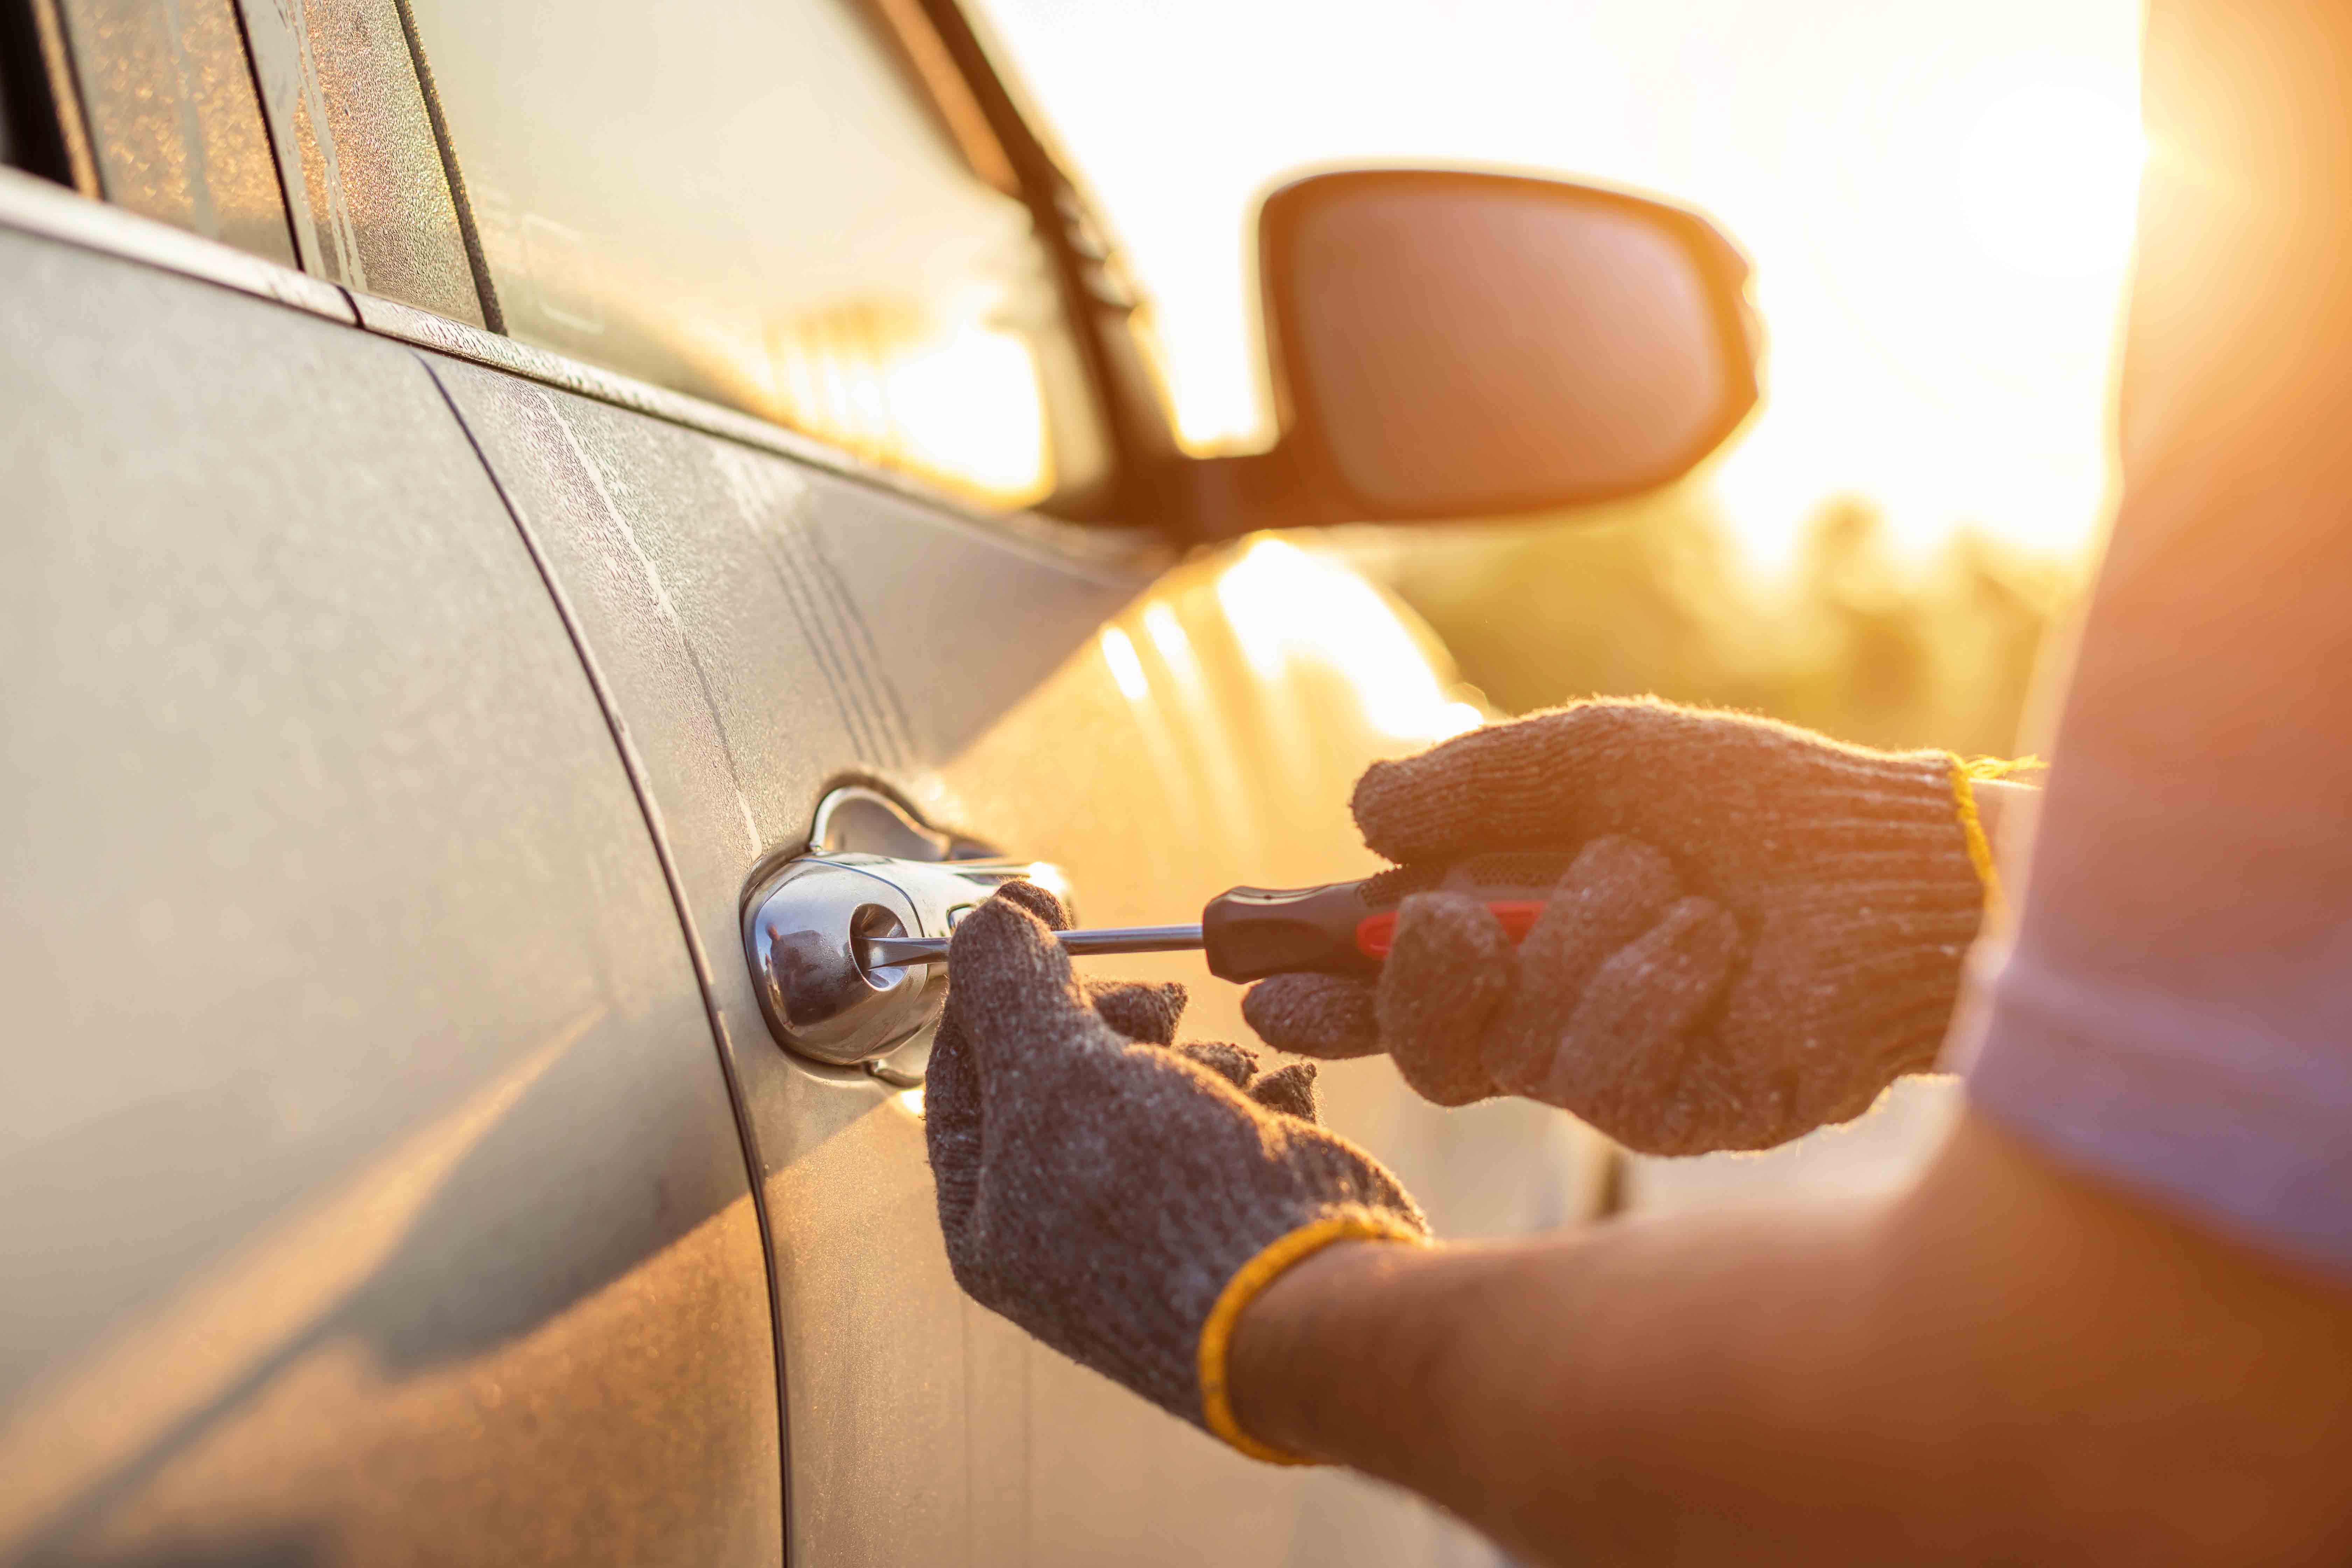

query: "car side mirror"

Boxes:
[1176, 168, 1760, 533]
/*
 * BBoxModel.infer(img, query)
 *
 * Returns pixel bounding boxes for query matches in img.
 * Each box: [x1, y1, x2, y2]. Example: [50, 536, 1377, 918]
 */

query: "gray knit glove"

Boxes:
[1242, 699, 1990, 1154]
[926, 882, 1428, 1462]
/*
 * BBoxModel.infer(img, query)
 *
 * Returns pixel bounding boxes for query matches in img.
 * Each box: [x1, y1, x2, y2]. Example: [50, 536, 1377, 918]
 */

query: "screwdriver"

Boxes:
[858, 851, 1576, 983]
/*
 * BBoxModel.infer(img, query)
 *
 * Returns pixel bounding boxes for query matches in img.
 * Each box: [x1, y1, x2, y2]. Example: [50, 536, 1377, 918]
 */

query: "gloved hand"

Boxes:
[926, 882, 1428, 1462]
[1242, 699, 2000, 1154]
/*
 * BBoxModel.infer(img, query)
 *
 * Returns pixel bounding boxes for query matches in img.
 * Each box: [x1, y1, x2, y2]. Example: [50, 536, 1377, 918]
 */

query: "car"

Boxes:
[0, 1, 1757, 1562]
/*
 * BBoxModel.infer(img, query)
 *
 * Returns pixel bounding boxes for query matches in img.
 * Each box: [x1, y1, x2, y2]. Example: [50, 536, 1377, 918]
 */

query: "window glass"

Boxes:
[405, 0, 1107, 512]
[51, 0, 296, 265]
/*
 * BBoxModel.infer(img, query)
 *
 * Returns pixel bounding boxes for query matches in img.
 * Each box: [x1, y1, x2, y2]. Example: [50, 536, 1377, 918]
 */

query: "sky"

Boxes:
[971, 0, 2146, 565]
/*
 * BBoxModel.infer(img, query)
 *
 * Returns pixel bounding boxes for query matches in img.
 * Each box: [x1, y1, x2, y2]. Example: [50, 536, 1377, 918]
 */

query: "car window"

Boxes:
[403, 0, 1109, 513]
[42, 0, 296, 265]
[28, 0, 490, 319]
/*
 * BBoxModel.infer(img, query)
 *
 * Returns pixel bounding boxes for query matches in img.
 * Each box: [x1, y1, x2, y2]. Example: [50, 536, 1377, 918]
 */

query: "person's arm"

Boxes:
[1971, 774, 2032, 855]
[1230, 1106, 2352, 1566]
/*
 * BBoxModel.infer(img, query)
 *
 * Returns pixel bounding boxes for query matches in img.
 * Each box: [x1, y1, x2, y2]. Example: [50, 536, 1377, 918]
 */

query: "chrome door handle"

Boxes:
[743, 790, 1059, 1068]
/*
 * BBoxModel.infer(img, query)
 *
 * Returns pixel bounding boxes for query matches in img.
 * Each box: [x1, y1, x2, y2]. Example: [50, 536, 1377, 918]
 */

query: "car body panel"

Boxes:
[0, 225, 779, 1566]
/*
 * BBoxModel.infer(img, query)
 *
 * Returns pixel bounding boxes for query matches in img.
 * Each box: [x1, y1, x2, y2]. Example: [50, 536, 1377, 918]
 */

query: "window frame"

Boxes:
[904, 0, 1182, 525]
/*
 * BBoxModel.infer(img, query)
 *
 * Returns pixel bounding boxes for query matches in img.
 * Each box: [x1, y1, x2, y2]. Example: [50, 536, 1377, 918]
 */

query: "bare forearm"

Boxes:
[1231, 1193, 1894, 1563]
[1231, 1112, 2352, 1565]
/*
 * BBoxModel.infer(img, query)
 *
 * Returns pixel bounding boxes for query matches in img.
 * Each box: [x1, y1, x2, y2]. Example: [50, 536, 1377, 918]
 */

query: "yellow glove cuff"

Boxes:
[1948, 754, 2042, 920]
[1196, 1212, 1428, 1466]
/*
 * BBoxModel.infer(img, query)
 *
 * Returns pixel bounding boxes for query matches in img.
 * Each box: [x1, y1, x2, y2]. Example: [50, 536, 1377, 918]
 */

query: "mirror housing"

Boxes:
[1175, 168, 1760, 534]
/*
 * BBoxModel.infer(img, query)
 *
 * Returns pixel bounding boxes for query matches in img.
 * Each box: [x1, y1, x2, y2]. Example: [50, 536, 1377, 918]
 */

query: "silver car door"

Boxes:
[383, 0, 1137, 1558]
[0, 181, 780, 1564]
[413, 349, 1124, 1566]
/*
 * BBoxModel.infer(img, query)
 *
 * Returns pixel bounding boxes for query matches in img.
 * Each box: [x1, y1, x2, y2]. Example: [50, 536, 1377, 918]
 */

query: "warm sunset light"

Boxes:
[769, 301, 1055, 507]
[975, 0, 2144, 562]
[1958, 69, 2146, 279]
[1216, 539, 1485, 740]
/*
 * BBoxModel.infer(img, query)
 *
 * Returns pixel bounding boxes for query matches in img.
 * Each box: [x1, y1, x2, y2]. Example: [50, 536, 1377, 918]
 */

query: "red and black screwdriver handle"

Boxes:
[1200, 852, 1574, 983]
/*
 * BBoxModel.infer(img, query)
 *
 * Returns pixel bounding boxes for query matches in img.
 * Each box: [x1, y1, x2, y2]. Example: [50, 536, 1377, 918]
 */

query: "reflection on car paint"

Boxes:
[1214, 539, 1484, 742]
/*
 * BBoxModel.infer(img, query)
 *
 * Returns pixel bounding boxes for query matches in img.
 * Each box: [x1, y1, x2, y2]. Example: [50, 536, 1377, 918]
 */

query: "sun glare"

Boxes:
[768, 299, 1052, 509]
[1216, 539, 1484, 739]
[1099, 625, 1150, 701]
[1958, 72, 2145, 280]
[1712, 44, 2143, 564]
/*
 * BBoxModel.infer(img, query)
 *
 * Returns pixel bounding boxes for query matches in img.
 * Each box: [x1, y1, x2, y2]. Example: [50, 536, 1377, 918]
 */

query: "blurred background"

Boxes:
[976, 0, 2142, 759]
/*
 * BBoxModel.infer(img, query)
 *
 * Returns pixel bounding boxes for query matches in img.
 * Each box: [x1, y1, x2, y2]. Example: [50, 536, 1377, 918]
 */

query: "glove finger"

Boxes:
[1535, 896, 1745, 1152]
[930, 889, 1036, 1252]
[1484, 835, 1684, 1096]
[943, 891, 1106, 1082]
[994, 877, 1071, 930]
[1085, 978, 1188, 1045]
[1241, 973, 1379, 1059]
[1375, 891, 1516, 1107]
[1351, 707, 1624, 863]
[1174, 1039, 1259, 1088]
[1248, 1060, 1321, 1123]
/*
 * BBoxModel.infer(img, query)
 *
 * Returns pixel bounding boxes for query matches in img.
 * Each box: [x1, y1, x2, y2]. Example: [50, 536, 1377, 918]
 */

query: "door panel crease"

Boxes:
[729, 471, 916, 774]
[795, 520, 917, 769]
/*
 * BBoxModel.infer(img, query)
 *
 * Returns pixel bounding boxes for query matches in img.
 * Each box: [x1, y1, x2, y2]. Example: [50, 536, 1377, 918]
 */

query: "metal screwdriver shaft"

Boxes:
[860, 924, 1206, 969]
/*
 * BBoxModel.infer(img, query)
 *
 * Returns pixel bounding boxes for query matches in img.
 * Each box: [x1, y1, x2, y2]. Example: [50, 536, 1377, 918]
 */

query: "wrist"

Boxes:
[1225, 1238, 1421, 1463]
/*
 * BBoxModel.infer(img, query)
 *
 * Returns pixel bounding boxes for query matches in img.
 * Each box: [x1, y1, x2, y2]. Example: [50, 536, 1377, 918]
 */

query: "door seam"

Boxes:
[414, 348, 795, 1564]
